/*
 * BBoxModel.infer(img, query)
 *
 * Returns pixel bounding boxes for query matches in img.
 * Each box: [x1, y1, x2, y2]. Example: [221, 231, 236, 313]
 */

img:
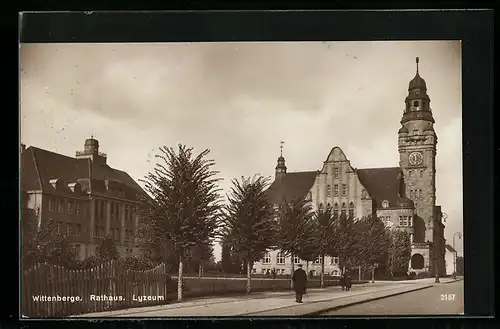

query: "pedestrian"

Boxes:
[346, 274, 352, 291]
[292, 264, 307, 303]
[340, 274, 345, 291]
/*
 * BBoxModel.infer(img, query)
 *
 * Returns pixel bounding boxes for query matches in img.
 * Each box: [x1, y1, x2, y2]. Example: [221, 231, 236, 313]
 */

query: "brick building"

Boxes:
[254, 58, 446, 276]
[20, 137, 147, 260]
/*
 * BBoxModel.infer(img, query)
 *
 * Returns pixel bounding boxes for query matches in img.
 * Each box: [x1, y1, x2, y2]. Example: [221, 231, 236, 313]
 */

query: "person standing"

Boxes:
[340, 274, 346, 291]
[345, 274, 352, 291]
[292, 264, 307, 303]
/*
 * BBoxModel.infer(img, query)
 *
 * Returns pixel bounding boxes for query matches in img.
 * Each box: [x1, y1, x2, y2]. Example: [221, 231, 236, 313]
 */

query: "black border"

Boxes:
[14, 9, 494, 327]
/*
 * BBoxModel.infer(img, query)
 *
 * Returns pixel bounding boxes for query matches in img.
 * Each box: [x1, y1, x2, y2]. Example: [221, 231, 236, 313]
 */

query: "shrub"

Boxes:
[416, 271, 431, 278]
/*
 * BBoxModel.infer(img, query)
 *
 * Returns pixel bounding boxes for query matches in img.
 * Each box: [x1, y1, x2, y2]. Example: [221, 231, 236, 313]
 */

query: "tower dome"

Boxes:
[84, 136, 99, 154]
[408, 57, 427, 91]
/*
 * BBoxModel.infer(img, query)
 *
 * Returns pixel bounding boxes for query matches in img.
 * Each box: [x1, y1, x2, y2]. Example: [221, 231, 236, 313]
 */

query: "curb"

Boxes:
[305, 285, 434, 316]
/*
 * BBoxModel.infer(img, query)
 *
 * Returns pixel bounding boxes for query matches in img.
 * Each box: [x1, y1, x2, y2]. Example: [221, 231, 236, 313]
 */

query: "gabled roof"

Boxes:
[445, 244, 457, 253]
[356, 167, 408, 209]
[265, 171, 317, 204]
[21, 146, 146, 200]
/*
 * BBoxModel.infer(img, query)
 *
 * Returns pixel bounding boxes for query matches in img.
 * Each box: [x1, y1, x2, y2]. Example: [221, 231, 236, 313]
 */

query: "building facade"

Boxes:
[254, 58, 446, 276]
[444, 244, 457, 276]
[20, 137, 147, 260]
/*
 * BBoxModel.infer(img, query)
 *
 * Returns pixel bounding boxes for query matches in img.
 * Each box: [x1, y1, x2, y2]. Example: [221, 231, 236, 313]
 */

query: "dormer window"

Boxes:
[382, 200, 389, 209]
[49, 178, 60, 189]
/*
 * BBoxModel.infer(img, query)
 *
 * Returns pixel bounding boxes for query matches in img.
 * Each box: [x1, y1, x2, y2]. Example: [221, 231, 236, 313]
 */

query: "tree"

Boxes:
[353, 215, 391, 280]
[334, 213, 357, 275]
[22, 218, 79, 270]
[96, 236, 119, 262]
[219, 176, 277, 294]
[189, 239, 214, 278]
[310, 205, 337, 287]
[276, 197, 315, 287]
[220, 239, 233, 273]
[139, 145, 222, 301]
[388, 230, 412, 277]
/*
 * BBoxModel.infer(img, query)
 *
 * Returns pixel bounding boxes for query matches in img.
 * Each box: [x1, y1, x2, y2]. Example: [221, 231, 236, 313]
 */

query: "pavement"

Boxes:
[320, 279, 464, 316]
[73, 277, 462, 317]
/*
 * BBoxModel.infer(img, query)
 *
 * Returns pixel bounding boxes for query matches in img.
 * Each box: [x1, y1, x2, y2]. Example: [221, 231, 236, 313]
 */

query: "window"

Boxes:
[67, 200, 74, 214]
[100, 201, 105, 219]
[56, 221, 62, 234]
[66, 224, 72, 235]
[48, 197, 54, 211]
[294, 256, 301, 264]
[399, 216, 404, 226]
[76, 202, 82, 215]
[342, 184, 347, 196]
[403, 217, 408, 226]
[263, 252, 271, 264]
[408, 216, 413, 226]
[253, 268, 257, 274]
[110, 202, 115, 217]
[334, 184, 339, 196]
[261, 269, 266, 274]
[408, 170, 412, 178]
[75, 224, 81, 236]
[413, 100, 419, 107]
[281, 269, 285, 275]
[276, 252, 285, 264]
[420, 170, 424, 178]
[314, 256, 321, 264]
[332, 270, 339, 276]
[74, 244, 81, 256]
[334, 168, 339, 178]
[326, 185, 332, 197]
[413, 129, 418, 136]
[331, 257, 339, 265]
[341, 203, 347, 217]
[58, 199, 65, 213]
[382, 200, 389, 209]
[333, 203, 339, 218]
[348, 202, 355, 218]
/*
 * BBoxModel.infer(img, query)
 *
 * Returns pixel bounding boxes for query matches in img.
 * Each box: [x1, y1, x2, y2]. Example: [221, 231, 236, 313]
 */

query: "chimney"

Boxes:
[21, 143, 26, 153]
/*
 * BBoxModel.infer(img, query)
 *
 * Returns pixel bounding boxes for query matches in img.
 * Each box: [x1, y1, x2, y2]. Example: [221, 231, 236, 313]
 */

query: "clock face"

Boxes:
[408, 151, 423, 166]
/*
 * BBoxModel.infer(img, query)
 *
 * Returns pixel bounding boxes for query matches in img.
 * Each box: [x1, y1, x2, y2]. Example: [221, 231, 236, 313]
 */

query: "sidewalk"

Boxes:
[74, 281, 438, 317]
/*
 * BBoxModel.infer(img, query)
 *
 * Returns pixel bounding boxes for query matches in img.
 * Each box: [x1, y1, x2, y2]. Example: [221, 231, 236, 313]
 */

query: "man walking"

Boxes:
[345, 274, 352, 291]
[292, 264, 307, 303]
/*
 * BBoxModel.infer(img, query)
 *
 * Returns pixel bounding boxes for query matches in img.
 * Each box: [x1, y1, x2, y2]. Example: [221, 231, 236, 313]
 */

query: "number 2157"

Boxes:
[441, 294, 456, 301]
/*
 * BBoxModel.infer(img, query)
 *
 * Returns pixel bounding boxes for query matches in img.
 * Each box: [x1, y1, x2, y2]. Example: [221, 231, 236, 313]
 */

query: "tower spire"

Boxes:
[416, 57, 419, 74]
[280, 141, 284, 157]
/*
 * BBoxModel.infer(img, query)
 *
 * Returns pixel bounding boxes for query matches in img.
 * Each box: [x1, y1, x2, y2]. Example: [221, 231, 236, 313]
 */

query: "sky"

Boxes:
[20, 41, 463, 260]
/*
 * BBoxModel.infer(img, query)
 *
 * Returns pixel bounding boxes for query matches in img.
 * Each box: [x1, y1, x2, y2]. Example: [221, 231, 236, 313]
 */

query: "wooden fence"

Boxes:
[22, 261, 168, 318]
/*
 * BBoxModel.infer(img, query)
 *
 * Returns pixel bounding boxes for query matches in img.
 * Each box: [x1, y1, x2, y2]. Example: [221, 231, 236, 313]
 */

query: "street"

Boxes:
[319, 280, 464, 316]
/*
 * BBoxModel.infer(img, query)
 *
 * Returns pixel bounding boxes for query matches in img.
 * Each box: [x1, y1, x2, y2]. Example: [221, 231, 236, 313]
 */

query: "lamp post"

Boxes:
[453, 232, 462, 279]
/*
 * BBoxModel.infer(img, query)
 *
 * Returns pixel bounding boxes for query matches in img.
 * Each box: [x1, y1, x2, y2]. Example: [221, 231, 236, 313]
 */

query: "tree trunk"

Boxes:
[290, 253, 295, 288]
[306, 261, 309, 276]
[358, 266, 361, 282]
[246, 260, 252, 295]
[177, 254, 183, 301]
[371, 266, 375, 283]
[320, 254, 325, 288]
[198, 262, 202, 279]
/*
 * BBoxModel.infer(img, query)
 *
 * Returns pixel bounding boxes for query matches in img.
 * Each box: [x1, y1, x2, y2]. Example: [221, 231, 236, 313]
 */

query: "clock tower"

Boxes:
[398, 57, 437, 243]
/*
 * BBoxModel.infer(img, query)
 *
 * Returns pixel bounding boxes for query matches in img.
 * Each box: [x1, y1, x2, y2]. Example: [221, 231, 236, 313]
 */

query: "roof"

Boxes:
[356, 167, 409, 209]
[445, 245, 457, 253]
[265, 171, 317, 204]
[21, 146, 146, 200]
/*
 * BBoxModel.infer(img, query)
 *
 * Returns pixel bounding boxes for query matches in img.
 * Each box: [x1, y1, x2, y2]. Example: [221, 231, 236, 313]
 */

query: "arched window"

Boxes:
[348, 202, 355, 218]
[333, 203, 339, 217]
[263, 252, 272, 264]
[413, 100, 419, 107]
[341, 203, 347, 217]
[382, 200, 389, 209]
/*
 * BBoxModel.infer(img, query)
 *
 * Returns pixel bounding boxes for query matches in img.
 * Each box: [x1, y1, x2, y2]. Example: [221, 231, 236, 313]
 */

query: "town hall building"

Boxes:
[253, 58, 446, 277]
